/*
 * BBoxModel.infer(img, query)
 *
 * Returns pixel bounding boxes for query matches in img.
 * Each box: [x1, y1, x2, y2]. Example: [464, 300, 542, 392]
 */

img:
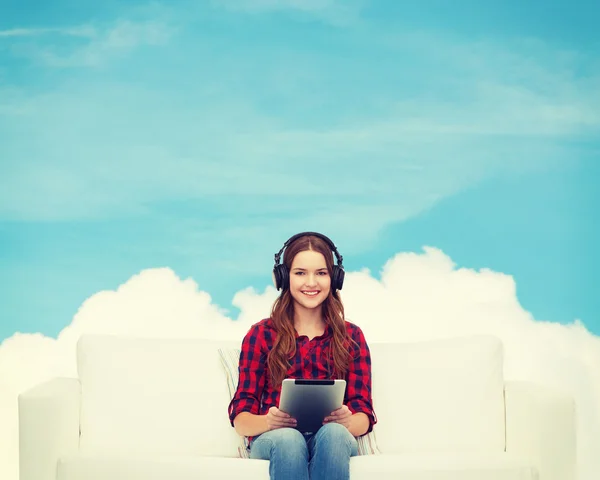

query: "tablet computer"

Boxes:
[279, 378, 346, 435]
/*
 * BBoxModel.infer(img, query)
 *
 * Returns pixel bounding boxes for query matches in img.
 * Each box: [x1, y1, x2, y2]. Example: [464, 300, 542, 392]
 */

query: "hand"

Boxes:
[323, 405, 352, 429]
[266, 406, 297, 431]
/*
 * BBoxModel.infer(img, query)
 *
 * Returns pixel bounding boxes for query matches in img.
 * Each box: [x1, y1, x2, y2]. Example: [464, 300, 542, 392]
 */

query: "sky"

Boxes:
[0, 0, 599, 479]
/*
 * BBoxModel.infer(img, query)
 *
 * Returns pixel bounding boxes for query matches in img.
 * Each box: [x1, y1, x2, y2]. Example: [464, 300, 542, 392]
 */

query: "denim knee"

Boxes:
[250, 427, 308, 460]
[314, 423, 358, 456]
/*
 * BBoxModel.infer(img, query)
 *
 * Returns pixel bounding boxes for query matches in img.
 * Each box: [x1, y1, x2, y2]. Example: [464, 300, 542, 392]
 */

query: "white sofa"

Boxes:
[18, 333, 578, 480]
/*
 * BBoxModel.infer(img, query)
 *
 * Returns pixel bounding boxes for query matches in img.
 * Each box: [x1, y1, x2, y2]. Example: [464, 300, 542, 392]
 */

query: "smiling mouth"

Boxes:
[302, 291, 320, 296]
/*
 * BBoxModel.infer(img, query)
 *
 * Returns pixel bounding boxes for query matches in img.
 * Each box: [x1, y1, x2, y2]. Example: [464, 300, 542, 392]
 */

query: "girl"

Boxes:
[227, 232, 376, 480]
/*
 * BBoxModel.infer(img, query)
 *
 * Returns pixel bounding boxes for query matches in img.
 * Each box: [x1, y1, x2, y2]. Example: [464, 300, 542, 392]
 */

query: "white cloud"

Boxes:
[1, 247, 599, 480]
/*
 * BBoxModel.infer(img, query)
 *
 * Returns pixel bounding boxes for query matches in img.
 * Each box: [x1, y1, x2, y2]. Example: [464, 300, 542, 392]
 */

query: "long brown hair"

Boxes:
[267, 234, 358, 387]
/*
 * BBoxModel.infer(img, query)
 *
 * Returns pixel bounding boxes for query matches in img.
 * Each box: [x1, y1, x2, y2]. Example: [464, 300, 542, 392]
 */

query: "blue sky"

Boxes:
[1, 0, 599, 341]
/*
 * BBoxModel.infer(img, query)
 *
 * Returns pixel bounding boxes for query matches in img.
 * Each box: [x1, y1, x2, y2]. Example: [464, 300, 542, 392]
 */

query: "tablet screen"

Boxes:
[279, 378, 346, 435]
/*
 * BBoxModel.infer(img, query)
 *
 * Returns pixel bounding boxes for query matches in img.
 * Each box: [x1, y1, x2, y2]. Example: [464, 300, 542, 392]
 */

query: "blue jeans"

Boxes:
[249, 423, 359, 480]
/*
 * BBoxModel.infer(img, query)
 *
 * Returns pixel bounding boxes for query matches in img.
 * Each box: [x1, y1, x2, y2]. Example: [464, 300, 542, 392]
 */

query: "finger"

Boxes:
[274, 421, 297, 429]
[269, 419, 296, 430]
[273, 415, 296, 424]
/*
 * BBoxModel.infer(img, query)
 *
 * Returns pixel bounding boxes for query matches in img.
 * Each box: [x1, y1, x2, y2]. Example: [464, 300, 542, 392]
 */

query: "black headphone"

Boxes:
[272, 231, 345, 291]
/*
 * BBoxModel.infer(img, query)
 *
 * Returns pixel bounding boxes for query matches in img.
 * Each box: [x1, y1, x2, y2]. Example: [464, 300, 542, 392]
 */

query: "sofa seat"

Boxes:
[351, 452, 538, 480]
[55, 451, 537, 480]
[56, 453, 270, 480]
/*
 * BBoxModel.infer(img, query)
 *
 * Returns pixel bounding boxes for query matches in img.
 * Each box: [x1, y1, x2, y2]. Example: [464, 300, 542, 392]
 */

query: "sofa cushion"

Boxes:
[349, 452, 538, 480]
[218, 346, 380, 457]
[370, 335, 506, 454]
[56, 453, 270, 480]
[76, 335, 242, 458]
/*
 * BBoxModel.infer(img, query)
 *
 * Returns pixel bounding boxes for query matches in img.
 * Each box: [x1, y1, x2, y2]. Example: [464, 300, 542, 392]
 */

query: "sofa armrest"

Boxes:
[18, 377, 81, 480]
[504, 380, 577, 480]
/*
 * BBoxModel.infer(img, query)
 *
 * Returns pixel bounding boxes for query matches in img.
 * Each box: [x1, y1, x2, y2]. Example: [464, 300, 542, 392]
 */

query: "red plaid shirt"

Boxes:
[228, 317, 377, 444]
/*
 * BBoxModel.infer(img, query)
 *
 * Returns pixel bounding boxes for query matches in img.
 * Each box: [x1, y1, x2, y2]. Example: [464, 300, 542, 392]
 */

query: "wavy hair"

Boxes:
[267, 234, 358, 387]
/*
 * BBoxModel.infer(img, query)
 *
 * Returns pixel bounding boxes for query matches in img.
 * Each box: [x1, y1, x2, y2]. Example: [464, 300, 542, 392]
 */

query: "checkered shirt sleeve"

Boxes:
[345, 324, 377, 433]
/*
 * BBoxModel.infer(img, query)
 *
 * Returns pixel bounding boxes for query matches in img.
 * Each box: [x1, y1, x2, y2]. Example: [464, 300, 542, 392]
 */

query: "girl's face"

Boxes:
[289, 249, 331, 314]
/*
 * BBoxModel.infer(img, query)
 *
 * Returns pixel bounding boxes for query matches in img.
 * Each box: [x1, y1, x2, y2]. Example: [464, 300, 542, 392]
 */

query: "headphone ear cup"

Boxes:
[332, 266, 345, 290]
[273, 264, 289, 290]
